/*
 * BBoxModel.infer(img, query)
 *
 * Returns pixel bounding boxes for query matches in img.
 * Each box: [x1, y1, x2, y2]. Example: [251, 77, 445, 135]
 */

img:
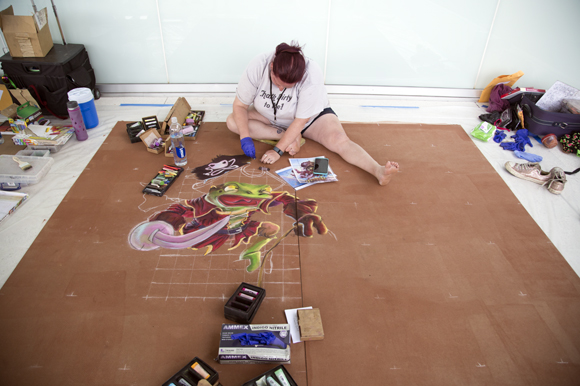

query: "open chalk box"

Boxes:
[241, 364, 297, 386]
[162, 357, 219, 386]
[126, 121, 144, 143]
[224, 282, 265, 323]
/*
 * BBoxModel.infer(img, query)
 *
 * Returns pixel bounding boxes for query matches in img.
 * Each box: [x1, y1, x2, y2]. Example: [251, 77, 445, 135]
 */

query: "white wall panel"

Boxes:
[0, 0, 578, 92]
[476, 0, 580, 90]
[157, 0, 329, 84]
[325, 0, 497, 88]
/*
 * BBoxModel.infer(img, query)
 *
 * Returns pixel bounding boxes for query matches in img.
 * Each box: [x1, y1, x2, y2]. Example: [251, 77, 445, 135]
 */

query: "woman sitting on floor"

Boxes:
[226, 41, 399, 186]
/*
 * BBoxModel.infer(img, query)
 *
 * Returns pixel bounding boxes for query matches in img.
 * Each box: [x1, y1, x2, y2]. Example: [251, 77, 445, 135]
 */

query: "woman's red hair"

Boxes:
[272, 42, 306, 84]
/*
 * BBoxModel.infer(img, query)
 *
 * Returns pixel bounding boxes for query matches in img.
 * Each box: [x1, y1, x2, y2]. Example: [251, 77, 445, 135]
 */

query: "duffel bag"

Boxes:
[521, 95, 580, 137]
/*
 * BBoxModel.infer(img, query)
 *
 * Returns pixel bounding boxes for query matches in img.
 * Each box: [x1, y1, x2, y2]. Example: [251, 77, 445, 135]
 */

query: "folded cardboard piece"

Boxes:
[162, 97, 191, 135]
[5, 89, 42, 122]
[0, 6, 53, 58]
[9, 88, 40, 107]
[0, 84, 18, 118]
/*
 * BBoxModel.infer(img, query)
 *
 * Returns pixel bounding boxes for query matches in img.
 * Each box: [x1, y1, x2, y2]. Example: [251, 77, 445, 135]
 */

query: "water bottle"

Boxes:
[67, 101, 88, 141]
[0, 131, 3, 145]
[169, 117, 187, 166]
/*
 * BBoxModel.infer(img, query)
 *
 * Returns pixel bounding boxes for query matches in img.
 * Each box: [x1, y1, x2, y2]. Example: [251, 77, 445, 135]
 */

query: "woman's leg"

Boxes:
[226, 105, 285, 140]
[226, 106, 303, 154]
[303, 114, 399, 185]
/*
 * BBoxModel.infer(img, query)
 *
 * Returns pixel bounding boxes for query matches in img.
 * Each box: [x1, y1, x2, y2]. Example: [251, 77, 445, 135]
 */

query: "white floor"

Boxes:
[0, 94, 578, 289]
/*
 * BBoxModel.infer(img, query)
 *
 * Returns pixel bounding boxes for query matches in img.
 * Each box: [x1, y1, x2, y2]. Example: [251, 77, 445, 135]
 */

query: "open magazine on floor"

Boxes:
[0, 191, 29, 224]
[276, 167, 315, 190]
[276, 156, 338, 189]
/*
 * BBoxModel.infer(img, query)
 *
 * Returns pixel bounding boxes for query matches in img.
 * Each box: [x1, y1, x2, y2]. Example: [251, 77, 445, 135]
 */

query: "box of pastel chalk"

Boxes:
[224, 282, 266, 323]
[241, 364, 297, 386]
[162, 356, 219, 386]
[126, 121, 144, 143]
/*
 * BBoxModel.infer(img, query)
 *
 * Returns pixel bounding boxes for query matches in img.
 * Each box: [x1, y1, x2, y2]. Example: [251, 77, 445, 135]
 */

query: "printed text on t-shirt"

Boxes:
[259, 90, 292, 110]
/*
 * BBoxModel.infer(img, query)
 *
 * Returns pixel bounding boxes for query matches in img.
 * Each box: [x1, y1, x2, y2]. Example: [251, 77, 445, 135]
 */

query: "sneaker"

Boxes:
[505, 162, 551, 184]
[544, 167, 566, 195]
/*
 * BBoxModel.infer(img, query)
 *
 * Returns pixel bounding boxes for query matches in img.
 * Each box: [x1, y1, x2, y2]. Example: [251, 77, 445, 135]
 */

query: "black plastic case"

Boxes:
[0, 44, 97, 117]
[162, 357, 219, 386]
[126, 121, 144, 143]
[224, 282, 266, 323]
[142, 164, 183, 197]
[241, 365, 297, 386]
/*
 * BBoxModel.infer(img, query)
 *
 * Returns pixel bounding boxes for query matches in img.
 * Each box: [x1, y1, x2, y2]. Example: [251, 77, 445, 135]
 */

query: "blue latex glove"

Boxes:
[231, 332, 275, 346]
[493, 129, 507, 143]
[513, 129, 533, 150]
[514, 150, 543, 162]
[240, 137, 256, 159]
[500, 141, 518, 151]
[231, 332, 287, 349]
[501, 129, 533, 152]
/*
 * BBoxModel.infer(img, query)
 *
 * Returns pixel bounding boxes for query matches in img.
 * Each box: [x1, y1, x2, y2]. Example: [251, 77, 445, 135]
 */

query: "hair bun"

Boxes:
[273, 42, 306, 84]
[275, 42, 303, 56]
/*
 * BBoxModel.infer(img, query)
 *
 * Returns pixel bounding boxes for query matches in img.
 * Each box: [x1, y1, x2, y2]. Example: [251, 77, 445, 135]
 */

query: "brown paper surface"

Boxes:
[0, 122, 579, 385]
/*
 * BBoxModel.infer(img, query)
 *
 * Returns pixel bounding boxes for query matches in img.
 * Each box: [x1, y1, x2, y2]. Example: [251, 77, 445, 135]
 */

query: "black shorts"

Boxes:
[301, 107, 337, 134]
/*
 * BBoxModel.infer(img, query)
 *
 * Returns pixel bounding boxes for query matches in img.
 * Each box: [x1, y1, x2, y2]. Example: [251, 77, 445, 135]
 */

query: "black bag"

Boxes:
[521, 95, 580, 137]
[0, 44, 96, 118]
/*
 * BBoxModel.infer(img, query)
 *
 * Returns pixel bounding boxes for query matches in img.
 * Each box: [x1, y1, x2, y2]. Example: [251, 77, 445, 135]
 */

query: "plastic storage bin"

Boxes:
[27, 144, 65, 153]
[0, 155, 54, 186]
[16, 149, 51, 157]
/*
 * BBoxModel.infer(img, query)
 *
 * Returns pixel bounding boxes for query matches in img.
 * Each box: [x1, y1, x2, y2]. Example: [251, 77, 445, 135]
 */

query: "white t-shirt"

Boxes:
[236, 51, 330, 129]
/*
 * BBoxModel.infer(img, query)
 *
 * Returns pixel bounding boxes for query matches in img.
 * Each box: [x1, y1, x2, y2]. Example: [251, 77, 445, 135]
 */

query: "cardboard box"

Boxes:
[162, 98, 205, 141]
[138, 128, 165, 154]
[217, 324, 291, 364]
[0, 6, 53, 58]
[164, 140, 174, 158]
[1, 103, 18, 119]
[162, 97, 191, 135]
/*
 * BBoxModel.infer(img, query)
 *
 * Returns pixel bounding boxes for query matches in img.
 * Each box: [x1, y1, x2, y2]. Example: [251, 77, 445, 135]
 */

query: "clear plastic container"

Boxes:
[16, 149, 51, 157]
[0, 155, 54, 186]
[27, 144, 65, 153]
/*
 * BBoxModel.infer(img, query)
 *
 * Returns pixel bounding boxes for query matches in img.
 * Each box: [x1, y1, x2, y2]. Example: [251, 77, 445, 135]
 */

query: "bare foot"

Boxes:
[378, 161, 399, 185]
[286, 136, 303, 156]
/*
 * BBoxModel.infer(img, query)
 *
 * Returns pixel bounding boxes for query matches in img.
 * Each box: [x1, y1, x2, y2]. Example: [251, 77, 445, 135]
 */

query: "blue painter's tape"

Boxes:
[361, 105, 419, 109]
[531, 134, 543, 145]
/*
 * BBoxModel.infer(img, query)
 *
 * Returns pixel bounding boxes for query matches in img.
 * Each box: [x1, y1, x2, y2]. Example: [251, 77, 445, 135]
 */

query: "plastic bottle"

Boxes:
[0, 131, 3, 145]
[67, 101, 89, 141]
[169, 117, 187, 166]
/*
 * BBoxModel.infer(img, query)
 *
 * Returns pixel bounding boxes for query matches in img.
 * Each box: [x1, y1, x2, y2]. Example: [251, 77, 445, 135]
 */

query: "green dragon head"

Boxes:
[205, 182, 273, 212]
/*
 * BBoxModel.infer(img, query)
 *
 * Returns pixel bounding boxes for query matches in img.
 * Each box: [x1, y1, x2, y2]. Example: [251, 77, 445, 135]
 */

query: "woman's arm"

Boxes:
[276, 117, 309, 152]
[232, 97, 251, 139]
[232, 97, 257, 158]
[260, 116, 309, 164]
